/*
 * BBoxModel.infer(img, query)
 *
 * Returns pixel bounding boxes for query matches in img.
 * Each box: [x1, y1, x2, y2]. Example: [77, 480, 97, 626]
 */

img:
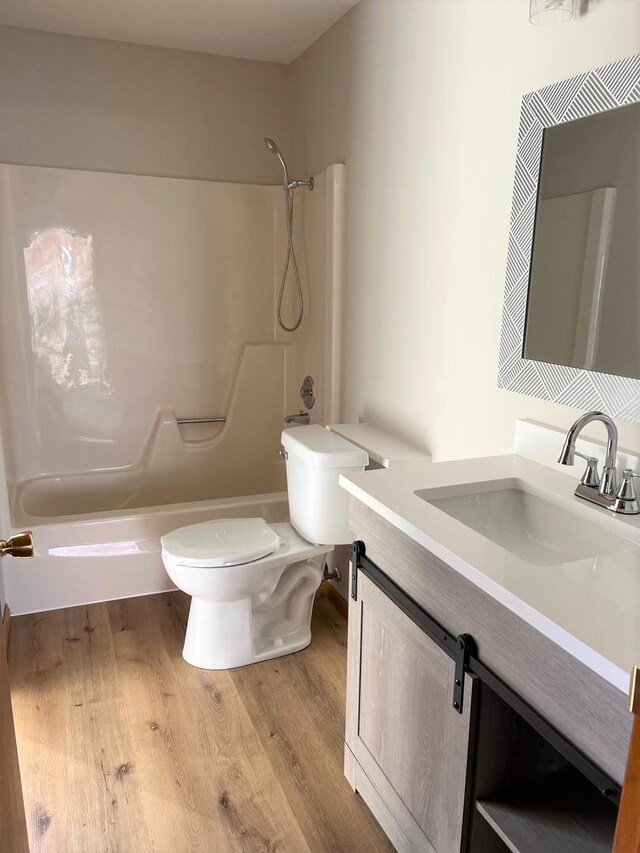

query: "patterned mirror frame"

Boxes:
[497, 53, 640, 422]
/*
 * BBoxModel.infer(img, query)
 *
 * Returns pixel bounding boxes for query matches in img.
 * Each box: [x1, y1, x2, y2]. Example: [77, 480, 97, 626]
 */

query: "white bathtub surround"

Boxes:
[15, 349, 288, 519]
[0, 163, 345, 525]
[340, 420, 640, 694]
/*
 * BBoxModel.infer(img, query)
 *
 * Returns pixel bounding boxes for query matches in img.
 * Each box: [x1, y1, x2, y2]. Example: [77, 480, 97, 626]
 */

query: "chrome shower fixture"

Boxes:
[263, 137, 313, 332]
[264, 138, 314, 192]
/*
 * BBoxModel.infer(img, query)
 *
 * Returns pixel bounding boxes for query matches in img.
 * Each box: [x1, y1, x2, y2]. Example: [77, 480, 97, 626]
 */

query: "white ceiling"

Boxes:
[0, 0, 359, 64]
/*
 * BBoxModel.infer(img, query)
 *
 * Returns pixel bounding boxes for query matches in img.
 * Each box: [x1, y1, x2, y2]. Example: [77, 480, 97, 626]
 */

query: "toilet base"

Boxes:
[182, 596, 314, 670]
[174, 547, 326, 671]
[183, 597, 254, 669]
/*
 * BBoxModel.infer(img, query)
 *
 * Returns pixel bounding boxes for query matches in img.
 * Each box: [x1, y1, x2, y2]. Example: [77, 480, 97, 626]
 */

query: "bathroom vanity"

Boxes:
[340, 422, 639, 852]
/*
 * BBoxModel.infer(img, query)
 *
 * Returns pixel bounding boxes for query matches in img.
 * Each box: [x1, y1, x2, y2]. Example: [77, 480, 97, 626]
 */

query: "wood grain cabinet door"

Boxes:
[346, 575, 477, 853]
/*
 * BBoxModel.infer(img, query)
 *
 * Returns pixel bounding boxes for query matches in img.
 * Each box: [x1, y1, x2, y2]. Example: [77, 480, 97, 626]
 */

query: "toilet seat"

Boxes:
[161, 517, 283, 568]
[162, 521, 331, 575]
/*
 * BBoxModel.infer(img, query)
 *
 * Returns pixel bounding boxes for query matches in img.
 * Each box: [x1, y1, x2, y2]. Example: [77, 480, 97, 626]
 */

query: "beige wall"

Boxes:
[0, 26, 292, 183]
[290, 0, 640, 460]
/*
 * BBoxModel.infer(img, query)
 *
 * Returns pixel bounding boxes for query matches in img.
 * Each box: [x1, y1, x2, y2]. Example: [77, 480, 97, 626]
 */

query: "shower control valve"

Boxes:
[300, 375, 316, 410]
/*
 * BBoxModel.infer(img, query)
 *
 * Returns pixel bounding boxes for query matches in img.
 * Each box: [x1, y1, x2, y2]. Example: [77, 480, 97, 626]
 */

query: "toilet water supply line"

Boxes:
[264, 138, 314, 332]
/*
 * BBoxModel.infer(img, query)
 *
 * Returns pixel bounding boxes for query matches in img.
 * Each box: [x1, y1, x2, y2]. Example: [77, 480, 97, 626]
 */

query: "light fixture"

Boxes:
[529, 0, 573, 25]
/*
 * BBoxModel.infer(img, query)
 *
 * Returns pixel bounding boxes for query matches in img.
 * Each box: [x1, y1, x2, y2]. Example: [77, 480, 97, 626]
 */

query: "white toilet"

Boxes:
[161, 425, 369, 670]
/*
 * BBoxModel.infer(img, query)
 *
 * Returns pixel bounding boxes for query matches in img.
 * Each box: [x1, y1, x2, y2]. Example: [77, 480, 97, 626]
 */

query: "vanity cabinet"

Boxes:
[345, 498, 630, 853]
[345, 572, 477, 853]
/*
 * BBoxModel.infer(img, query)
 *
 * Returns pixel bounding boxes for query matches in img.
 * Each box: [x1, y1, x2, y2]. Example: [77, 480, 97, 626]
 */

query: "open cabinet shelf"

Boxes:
[476, 766, 617, 853]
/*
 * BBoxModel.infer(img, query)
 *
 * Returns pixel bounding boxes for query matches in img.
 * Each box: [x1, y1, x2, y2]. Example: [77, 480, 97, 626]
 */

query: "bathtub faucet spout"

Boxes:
[284, 411, 310, 426]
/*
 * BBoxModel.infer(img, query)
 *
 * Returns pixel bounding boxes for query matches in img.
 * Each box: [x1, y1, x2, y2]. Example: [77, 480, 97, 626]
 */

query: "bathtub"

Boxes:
[4, 492, 289, 615]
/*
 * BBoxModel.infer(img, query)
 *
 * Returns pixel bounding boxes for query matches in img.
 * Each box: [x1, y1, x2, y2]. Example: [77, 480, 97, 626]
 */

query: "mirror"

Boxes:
[497, 53, 640, 421]
[523, 102, 640, 379]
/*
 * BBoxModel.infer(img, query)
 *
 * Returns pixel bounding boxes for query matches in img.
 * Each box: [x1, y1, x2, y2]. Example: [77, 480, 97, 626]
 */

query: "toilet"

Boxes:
[161, 425, 369, 670]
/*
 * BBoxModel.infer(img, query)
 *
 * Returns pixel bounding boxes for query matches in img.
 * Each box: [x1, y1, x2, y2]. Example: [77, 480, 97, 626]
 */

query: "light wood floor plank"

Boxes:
[9, 589, 392, 852]
[10, 667, 68, 850]
[112, 622, 225, 851]
[58, 604, 155, 848]
[8, 608, 67, 676]
[179, 666, 311, 852]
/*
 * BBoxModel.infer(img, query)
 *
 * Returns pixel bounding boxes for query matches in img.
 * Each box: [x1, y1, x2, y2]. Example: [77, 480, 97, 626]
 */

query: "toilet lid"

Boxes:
[161, 518, 283, 568]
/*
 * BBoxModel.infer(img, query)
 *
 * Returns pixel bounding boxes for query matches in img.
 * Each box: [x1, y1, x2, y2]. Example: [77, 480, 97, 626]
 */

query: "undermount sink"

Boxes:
[415, 480, 633, 567]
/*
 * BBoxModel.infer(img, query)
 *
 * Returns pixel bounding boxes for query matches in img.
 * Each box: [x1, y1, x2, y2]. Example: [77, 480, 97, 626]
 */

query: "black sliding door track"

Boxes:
[351, 540, 621, 806]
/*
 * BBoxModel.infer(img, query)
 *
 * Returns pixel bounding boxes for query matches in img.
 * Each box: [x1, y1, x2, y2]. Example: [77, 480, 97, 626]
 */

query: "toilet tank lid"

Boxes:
[281, 425, 368, 469]
[160, 518, 283, 567]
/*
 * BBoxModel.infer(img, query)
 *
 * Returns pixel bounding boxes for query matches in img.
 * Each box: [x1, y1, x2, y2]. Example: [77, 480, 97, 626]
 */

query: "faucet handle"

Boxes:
[574, 451, 600, 488]
[611, 469, 640, 515]
[618, 468, 640, 491]
[617, 468, 640, 497]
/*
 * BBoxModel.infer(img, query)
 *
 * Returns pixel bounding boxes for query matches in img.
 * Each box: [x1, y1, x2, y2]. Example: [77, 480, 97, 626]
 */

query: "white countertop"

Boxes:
[340, 453, 640, 694]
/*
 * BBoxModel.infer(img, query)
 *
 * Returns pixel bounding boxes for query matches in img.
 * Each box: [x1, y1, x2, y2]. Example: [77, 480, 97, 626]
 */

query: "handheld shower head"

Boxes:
[263, 136, 314, 333]
[264, 137, 289, 188]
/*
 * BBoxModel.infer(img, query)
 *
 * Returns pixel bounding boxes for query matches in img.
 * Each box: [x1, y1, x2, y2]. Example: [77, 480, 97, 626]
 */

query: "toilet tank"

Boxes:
[281, 426, 369, 545]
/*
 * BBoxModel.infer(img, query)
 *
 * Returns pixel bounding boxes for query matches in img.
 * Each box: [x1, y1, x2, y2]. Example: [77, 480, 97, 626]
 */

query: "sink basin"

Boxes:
[415, 480, 632, 567]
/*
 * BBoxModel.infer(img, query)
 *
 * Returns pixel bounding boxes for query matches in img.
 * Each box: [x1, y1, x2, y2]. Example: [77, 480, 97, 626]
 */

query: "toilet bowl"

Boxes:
[161, 426, 369, 670]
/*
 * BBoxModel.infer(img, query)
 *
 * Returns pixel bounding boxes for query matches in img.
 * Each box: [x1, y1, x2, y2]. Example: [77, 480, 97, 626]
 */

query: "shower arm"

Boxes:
[287, 178, 314, 192]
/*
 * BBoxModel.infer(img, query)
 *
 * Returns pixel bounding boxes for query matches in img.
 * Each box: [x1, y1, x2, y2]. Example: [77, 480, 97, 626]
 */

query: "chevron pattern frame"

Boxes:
[497, 53, 640, 422]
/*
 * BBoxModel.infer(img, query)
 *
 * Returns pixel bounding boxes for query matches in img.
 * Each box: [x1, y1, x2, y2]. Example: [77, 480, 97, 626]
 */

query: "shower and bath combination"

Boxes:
[264, 138, 314, 332]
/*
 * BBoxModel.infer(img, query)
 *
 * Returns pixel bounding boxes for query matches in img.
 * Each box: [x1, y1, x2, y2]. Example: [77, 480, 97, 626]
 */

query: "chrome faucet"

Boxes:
[558, 411, 640, 515]
[558, 411, 618, 496]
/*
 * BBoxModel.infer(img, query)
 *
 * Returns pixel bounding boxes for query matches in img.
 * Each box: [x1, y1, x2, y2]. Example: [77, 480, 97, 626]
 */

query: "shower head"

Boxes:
[264, 137, 290, 188]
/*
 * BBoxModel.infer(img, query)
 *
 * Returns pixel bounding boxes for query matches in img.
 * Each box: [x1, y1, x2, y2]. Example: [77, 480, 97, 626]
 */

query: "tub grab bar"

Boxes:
[177, 417, 227, 425]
